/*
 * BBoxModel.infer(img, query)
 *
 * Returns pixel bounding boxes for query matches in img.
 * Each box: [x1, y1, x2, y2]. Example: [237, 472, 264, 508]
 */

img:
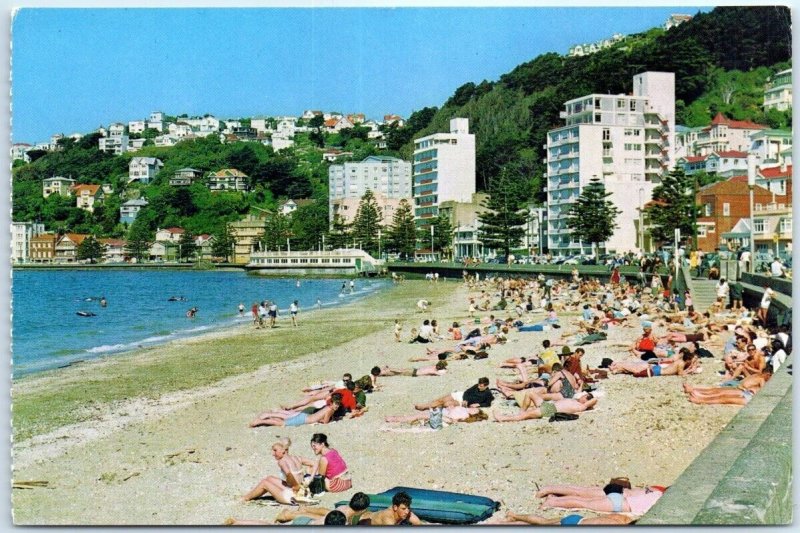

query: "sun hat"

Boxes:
[560, 346, 573, 356]
[642, 321, 653, 329]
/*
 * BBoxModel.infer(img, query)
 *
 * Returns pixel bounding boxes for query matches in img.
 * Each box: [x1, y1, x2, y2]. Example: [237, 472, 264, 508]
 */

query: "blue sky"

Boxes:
[11, 6, 709, 143]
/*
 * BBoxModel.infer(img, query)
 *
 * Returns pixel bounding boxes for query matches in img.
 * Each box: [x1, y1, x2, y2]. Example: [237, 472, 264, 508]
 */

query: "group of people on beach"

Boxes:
[249, 299, 300, 328]
[231, 264, 789, 525]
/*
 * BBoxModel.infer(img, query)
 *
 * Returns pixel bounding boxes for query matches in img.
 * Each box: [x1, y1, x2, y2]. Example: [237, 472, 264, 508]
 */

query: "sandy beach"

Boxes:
[12, 279, 741, 525]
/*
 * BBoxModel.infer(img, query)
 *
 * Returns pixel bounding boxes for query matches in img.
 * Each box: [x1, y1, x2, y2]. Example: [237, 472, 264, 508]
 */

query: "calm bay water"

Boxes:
[11, 269, 388, 377]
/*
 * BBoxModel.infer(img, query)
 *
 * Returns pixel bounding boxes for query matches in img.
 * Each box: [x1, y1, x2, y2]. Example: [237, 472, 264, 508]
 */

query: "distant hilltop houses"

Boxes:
[566, 14, 692, 58]
[11, 109, 407, 162]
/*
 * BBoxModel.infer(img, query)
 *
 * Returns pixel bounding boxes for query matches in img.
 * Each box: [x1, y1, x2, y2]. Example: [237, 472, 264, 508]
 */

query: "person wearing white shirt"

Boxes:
[758, 287, 775, 325]
[770, 258, 785, 278]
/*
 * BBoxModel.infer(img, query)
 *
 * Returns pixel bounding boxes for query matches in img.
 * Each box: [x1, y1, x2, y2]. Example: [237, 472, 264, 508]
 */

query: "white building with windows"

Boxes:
[99, 135, 129, 155]
[411, 118, 476, 227]
[764, 68, 792, 112]
[128, 157, 164, 184]
[544, 71, 675, 255]
[11, 221, 45, 263]
[328, 155, 412, 225]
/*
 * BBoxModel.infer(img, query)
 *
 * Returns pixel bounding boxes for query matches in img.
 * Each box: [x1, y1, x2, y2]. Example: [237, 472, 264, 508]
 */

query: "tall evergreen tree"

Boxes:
[77, 235, 104, 263]
[178, 230, 198, 262]
[419, 213, 454, 259]
[565, 176, 621, 256]
[211, 225, 235, 262]
[260, 213, 292, 251]
[387, 199, 417, 259]
[644, 168, 698, 248]
[478, 169, 528, 257]
[125, 222, 153, 262]
[327, 214, 351, 250]
[351, 189, 382, 255]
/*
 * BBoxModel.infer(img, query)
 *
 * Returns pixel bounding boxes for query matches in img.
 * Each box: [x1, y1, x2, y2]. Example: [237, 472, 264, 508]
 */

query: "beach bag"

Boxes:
[548, 412, 579, 422]
[428, 408, 443, 430]
[308, 474, 327, 496]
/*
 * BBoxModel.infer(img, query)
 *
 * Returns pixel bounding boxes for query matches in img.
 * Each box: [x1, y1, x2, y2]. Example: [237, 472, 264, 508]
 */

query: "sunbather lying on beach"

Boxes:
[487, 510, 635, 526]
[412, 377, 494, 410]
[539, 483, 667, 517]
[273, 492, 371, 525]
[682, 369, 770, 405]
[249, 396, 341, 427]
[375, 361, 448, 378]
[384, 405, 488, 425]
[492, 394, 597, 423]
[609, 349, 698, 377]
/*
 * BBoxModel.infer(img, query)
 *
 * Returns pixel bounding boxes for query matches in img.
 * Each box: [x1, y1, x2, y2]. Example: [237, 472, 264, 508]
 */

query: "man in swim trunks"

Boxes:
[275, 492, 371, 525]
[491, 394, 597, 423]
[364, 491, 425, 525]
[681, 372, 769, 405]
[491, 510, 635, 526]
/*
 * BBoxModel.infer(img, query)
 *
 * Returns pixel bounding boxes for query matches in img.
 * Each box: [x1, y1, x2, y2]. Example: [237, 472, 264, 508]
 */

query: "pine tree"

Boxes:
[260, 213, 292, 251]
[178, 230, 198, 262]
[351, 189, 382, 255]
[327, 214, 351, 250]
[644, 168, 698, 248]
[478, 169, 528, 258]
[125, 222, 153, 262]
[77, 235, 104, 263]
[211, 225, 235, 262]
[387, 199, 417, 259]
[565, 176, 621, 256]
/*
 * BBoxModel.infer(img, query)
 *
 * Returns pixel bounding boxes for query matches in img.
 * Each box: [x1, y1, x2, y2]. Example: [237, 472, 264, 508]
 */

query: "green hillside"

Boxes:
[12, 5, 791, 242]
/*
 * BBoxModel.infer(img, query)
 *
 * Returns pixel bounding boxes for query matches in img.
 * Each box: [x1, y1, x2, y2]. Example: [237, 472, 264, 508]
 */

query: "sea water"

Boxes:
[11, 269, 388, 377]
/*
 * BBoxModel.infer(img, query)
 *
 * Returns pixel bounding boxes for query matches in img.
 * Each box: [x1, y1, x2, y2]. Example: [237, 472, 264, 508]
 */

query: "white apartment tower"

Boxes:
[545, 71, 675, 255]
[328, 155, 412, 225]
[412, 118, 476, 227]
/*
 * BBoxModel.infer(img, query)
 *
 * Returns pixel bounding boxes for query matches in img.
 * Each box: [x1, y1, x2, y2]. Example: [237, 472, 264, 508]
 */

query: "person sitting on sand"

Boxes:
[274, 492, 371, 526]
[384, 405, 488, 425]
[375, 360, 448, 378]
[241, 438, 314, 505]
[488, 510, 635, 526]
[412, 377, 494, 410]
[249, 395, 341, 427]
[308, 433, 352, 493]
[492, 394, 597, 423]
[724, 343, 766, 381]
[539, 483, 667, 517]
[363, 491, 425, 525]
[682, 368, 771, 405]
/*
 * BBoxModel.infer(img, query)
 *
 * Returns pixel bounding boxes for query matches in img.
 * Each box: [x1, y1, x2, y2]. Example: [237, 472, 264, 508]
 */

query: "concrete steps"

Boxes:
[689, 279, 719, 312]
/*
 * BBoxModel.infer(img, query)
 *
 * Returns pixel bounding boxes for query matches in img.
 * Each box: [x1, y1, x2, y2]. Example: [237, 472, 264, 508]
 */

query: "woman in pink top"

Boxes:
[310, 433, 352, 493]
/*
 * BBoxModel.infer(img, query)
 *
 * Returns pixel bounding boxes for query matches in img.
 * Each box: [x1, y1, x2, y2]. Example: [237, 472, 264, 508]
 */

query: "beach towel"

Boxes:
[336, 486, 499, 524]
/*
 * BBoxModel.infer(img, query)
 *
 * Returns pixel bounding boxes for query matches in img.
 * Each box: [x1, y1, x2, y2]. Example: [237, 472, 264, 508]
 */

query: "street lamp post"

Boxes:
[430, 225, 435, 258]
[378, 229, 382, 259]
[747, 154, 757, 273]
[638, 188, 645, 252]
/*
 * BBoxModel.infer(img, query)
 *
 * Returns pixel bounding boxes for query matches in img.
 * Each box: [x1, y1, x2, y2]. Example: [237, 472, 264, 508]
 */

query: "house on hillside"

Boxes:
[322, 149, 354, 162]
[54, 233, 89, 262]
[302, 110, 323, 120]
[383, 114, 405, 127]
[195, 234, 216, 260]
[678, 155, 708, 176]
[155, 227, 185, 243]
[324, 116, 354, 133]
[128, 120, 147, 134]
[169, 168, 203, 186]
[128, 157, 164, 184]
[98, 135, 129, 155]
[756, 163, 792, 196]
[279, 198, 315, 216]
[72, 184, 104, 212]
[120, 198, 149, 224]
[42, 176, 76, 198]
[207, 168, 249, 192]
[763, 68, 792, 112]
[705, 151, 748, 177]
[694, 113, 767, 155]
[11, 143, 32, 162]
[749, 129, 792, 165]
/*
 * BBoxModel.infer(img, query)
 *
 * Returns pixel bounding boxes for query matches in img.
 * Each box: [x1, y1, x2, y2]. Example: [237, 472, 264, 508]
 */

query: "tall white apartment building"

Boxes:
[11, 221, 45, 263]
[328, 155, 412, 224]
[545, 71, 675, 255]
[412, 118, 476, 227]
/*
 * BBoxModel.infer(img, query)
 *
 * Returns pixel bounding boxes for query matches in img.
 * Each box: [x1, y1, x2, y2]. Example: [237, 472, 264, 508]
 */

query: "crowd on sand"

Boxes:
[226, 267, 790, 526]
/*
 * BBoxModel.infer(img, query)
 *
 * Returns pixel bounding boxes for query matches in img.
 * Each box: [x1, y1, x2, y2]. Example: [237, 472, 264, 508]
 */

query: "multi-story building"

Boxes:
[120, 199, 149, 224]
[674, 125, 704, 160]
[756, 163, 792, 197]
[412, 118, 476, 228]
[706, 151, 748, 177]
[42, 176, 76, 198]
[228, 212, 269, 264]
[544, 71, 675, 255]
[749, 129, 792, 165]
[128, 120, 147, 134]
[11, 143, 32, 162]
[763, 68, 792, 112]
[72, 184, 104, 213]
[128, 157, 164, 184]
[693, 113, 767, 156]
[98, 134, 129, 155]
[438, 193, 490, 259]
[695, 175, 789, 252]
[29, 232, 58, 262]
[328, 155, 412, 224]
[169, 167, 203, 186]
[207, 168, 250, 192]
[330, 195, 406, 227]
[11, 221, 45, 263]
[54, 233, 89, 262]
[100, 238, 127, 263]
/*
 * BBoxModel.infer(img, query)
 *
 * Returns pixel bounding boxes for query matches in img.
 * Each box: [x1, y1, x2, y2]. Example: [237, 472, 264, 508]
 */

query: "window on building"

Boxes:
[629, 100, 637, 111]
[595, 114, 602, 122]
[754, 219, 765, 233]
[703, 204, 711, 216]
[780, 218, 792, 234]
[617, 99, 626, 109]
[722, 203, 730, 216]
[698, 226, 707, 237]
[602, 128, 611, 141]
